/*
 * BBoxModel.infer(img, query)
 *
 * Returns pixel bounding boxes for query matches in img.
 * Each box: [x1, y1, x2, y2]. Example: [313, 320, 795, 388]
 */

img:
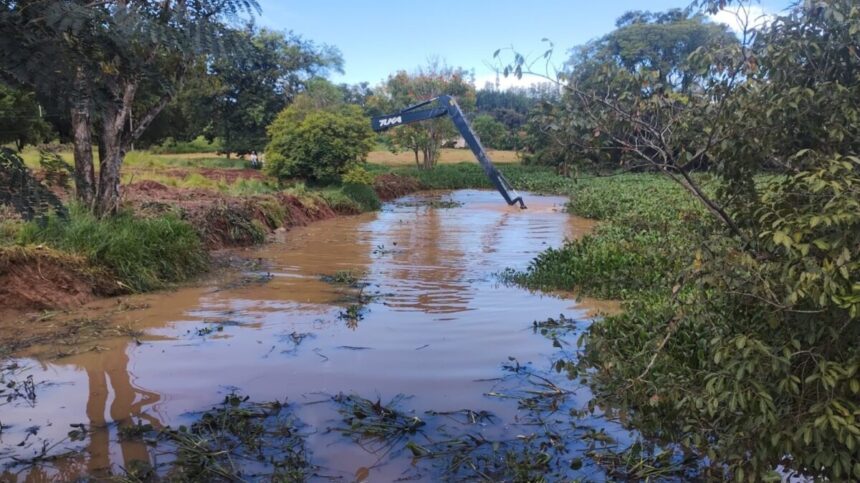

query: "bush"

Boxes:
[265, 105, 375, 183]
[151, 135, 223, 154]
[319, 183, 381, 214]
[472, 114, 511, 150]
[319, 188, 361, 214]
[18, 205, 208, 292]
[341, 164, 375, 185]
[341, 183, 381, 211]
[0, 147, 66, 221]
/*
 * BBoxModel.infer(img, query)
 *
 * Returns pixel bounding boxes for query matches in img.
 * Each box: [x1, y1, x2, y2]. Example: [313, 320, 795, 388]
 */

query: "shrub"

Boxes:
[38, 149, 73, 189]
[341, 164, 375, 185]
[341, 183, 381, 212]
[265, 105, 375, 183]
[18, 205, 208, 292]
[472, 114, 510, 150]
[319, 183, 381, 214]
[319, 188, 361, 214]
[0, 147, 66, 221]
[151, 135, 223, 154]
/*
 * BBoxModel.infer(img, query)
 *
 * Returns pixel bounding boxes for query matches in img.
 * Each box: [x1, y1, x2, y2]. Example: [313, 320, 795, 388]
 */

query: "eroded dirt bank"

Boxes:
[0, 173, 421, 321]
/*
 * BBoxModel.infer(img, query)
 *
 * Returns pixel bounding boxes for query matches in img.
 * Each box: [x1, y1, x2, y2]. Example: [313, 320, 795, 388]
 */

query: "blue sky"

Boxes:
[255, 0, 792, 88]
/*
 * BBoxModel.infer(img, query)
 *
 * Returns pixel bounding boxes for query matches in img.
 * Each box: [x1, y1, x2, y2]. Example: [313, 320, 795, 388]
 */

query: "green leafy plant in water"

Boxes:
[406, 433, 561, 482]
[193, 325, 224, 337]
[332, 393, 425, 455]
[162, 393, 312, 481]
[320, 269, 364, 286]
[118, 420, 155, 441]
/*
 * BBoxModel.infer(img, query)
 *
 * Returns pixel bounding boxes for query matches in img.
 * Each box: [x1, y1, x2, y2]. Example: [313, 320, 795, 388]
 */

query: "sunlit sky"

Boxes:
[255, 1, 792, 88]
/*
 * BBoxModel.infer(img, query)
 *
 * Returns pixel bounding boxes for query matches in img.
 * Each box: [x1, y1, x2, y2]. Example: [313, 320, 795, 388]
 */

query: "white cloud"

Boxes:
[709, 5, 775, 35]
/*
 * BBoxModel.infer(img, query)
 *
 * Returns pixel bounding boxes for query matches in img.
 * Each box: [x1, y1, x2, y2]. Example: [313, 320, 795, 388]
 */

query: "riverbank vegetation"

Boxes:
[494, 1, 860, 480]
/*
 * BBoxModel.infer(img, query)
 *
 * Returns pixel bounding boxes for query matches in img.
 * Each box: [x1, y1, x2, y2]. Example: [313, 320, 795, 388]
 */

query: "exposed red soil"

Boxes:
[163, 167, 268, 183]
[373, 173, 421, 201]
[0, 246, 123, 313]
[275, 192, 337, 227]
[122, 181, 337, 249]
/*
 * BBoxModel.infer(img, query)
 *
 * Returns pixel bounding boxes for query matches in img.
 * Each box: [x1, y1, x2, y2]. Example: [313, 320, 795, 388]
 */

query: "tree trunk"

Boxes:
[71, 99, 96, 206]
[422, 147, 431, 170]
[413, 148, 420, 168]
[95, 106, 126, 216]
[92, 80, 170, 216]
[97, 137, 106, 168]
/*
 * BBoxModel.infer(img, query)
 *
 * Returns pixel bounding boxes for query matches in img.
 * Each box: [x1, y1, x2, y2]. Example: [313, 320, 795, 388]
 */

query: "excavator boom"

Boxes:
[371, 95, 526, 209]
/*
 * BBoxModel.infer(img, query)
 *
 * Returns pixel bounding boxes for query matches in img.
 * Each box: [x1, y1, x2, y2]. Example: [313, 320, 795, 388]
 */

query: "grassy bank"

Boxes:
[503, 170, 860, 480]
[374, 161, 577, 194]
[17, 205, 209, 292]
[504, 174, 710, 299]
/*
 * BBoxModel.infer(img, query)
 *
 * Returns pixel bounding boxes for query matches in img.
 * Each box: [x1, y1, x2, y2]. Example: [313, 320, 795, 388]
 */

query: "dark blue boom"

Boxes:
[371, 95, 526, 209]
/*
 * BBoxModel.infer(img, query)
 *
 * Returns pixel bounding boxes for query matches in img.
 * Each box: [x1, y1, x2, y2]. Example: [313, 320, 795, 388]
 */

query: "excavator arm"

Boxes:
[371, 95, 526, 209]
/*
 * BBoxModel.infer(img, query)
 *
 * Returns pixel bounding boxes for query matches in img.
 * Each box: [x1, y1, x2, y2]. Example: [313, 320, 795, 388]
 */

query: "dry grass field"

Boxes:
[367, 148, 520, 166]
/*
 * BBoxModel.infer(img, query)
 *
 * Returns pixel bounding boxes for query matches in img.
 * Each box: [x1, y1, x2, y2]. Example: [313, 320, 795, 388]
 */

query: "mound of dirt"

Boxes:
[123, 181, 338, 250]
[0, 246, 123, 312]
[131, 180, 170, 192]
[123, 181, 219, 206]
[198, 167, 267, 183]
[162, 167, 267, 184]
[373, 174, 421, 201]
[276, 193, 337, 227]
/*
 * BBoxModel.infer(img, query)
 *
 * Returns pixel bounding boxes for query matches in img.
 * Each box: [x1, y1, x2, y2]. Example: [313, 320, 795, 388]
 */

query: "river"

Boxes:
[1, 190, 629, 481]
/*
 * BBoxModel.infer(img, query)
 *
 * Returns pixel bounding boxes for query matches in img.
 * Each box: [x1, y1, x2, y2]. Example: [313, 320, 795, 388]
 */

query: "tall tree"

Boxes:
[0, 0, 259, 215]
[204, 26, 342, 155]
[592, 8, 737, 94]
[515, 9, 738, 173]
[0, 83, 52, 151]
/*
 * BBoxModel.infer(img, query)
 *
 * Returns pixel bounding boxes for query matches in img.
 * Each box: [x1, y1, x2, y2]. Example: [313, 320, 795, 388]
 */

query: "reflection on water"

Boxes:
[0, 190, 619, 480]
[83, 339, 160, 476]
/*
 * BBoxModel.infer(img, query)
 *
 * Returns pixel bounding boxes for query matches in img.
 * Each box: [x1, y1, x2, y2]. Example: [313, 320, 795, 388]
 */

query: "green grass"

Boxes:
[16, 146, 245, 171]
[17, 205, 209, 292]
[375, 162, 574, 194]
[124, 150, 246, 169]
[318, 188, 362, 213]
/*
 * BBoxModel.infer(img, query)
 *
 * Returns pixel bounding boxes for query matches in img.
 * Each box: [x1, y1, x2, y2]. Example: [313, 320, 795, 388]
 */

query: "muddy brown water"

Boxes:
[1, 190, 627, 481]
